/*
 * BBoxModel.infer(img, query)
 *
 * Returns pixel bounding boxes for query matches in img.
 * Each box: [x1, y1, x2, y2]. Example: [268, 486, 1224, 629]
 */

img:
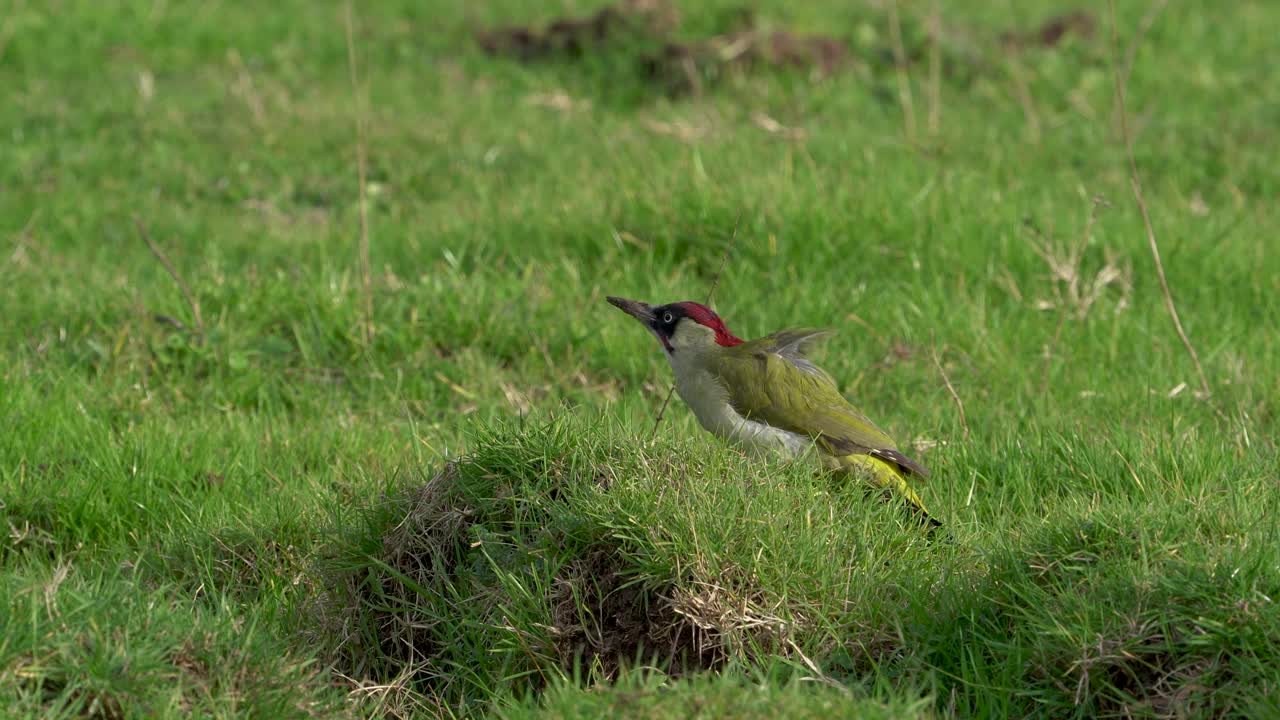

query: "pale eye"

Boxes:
[662, 312, 675, 324]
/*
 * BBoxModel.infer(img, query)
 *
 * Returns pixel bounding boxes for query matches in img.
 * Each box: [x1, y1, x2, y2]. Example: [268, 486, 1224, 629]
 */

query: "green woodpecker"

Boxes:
[607, 296, 939, 528]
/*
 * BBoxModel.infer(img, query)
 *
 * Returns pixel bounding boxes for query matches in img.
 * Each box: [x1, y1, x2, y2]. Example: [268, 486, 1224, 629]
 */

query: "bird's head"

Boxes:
[606, 296, 743, 355]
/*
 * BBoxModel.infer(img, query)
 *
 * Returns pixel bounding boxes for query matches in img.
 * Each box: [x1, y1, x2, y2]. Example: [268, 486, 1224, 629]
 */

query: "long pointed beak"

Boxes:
[606, 296, 655, 324]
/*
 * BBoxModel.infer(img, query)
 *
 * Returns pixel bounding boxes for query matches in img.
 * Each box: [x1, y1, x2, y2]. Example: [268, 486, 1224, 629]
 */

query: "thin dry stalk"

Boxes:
[335, 661, 443, 720]
[1038, 196, 1110, 393]
[932, 343, 970, 442]
[1026, 198, 1124, 322]
[134, 217, 205, 341]
[927, 0, 942, 136]
[1107, 0, 1210, 398]
[345, 1, 375, 345]
[227, 49, 267, 126]
[0, 3, 18, 66]
[1006, 55, 1042, 144]
[9, 209, 44, 266]
[1039, 310, 1069, 396]
[786, 639, 843, 688]
[650, 211, 742, 439]
[886, 0, 917, 140]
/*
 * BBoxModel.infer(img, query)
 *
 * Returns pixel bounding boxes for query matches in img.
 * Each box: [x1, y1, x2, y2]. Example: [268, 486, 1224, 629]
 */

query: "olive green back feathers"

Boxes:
[710, 328, 937, 524]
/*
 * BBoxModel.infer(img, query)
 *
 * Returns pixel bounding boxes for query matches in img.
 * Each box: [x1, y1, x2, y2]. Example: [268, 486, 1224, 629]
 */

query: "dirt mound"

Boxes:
[551, 545, 720, 678]
[316, 459, 736, 706]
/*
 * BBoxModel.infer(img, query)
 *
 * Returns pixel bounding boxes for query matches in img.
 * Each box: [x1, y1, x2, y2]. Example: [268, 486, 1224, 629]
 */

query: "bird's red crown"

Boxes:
[669, 302, 743, 347]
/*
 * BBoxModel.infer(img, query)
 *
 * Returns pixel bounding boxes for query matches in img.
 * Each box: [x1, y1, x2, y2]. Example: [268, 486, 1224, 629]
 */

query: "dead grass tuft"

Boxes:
[551, 546, 722, 680]
[336, 664, 449, 720]
[74, 689, 127, 720]
[373, 463, 473, 666]
[1057, 619, 1225, 718]
[669, 582, 806, 659]
[316, 458, 728, 705]
[1027, 196, 1130, 321]
[309, 462, 474, 691]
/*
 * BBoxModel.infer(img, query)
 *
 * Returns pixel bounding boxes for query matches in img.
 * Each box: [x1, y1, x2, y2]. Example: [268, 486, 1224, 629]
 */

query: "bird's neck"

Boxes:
[666, 346, 815, 460]
[666, 347, 734, 427]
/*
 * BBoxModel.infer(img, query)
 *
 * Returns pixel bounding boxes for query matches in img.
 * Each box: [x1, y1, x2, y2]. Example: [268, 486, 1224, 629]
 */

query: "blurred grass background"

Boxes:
[2, 1, 1278, 717]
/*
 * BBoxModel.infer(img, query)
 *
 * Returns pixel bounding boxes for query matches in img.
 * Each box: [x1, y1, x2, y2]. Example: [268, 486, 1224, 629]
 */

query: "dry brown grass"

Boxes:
[1108, 0, 1211, 399]
[1028, 196, 1129, 321]
[344, 1, 374, 346]
[551, 546, 722, 680]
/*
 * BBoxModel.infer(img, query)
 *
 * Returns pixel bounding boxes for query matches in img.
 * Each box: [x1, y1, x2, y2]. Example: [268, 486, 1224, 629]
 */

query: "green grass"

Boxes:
[3, 0, 1279, 717]
[492, 667, 932, 719]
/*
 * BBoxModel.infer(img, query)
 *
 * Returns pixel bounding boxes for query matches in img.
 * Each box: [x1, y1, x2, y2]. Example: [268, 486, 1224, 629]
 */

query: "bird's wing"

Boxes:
[758, 328, 835, 368]
[714, 329, 930, 478]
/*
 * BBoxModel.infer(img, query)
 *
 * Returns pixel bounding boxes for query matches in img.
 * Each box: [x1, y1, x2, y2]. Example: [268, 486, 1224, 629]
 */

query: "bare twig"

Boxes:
[927, 0, 942, 136]
[886, 0, 917, 140]
[932, 342, 969, 442]
[1108, 0, 1210, 398]
[345, 1, 374, 345]
[135, 217, 204, 341]
[650, 211, 742, 439]
[1006, 54, 1042, 144]
[9, 209, 44, 265]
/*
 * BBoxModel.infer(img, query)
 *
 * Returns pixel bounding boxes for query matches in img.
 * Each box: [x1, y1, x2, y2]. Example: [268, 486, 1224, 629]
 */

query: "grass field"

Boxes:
[3, 0, 1279, 717]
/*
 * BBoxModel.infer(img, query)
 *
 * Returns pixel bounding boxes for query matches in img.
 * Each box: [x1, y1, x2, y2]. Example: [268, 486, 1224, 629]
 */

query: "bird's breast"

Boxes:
[669, 357, 814, 460]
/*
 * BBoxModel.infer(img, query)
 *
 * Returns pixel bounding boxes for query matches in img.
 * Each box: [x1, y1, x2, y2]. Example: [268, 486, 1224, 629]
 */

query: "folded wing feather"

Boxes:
[715, 328, 930, 479]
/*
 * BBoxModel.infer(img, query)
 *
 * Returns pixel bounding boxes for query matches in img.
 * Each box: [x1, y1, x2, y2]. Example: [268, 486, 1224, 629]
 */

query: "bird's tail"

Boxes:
[835, 453, 942, 531]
